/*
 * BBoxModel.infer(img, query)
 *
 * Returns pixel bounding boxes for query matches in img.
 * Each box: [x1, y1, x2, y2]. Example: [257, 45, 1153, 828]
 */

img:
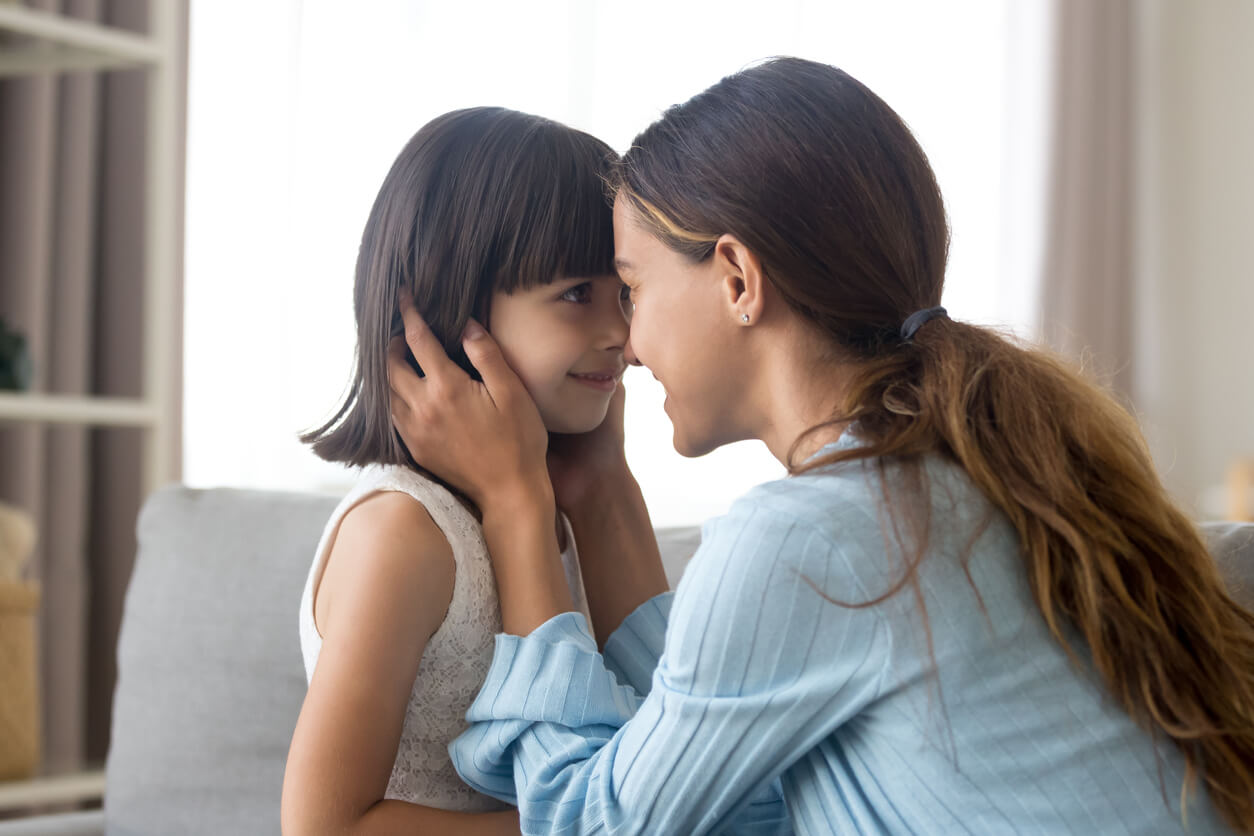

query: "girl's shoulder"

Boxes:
[347, 464, 478, 534]
[318, 464, 478, 598]
[311, 470, 458, 648]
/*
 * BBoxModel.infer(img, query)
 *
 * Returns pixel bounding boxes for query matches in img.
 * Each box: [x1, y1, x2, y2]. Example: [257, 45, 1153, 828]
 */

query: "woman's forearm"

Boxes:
[566, 464, 669, 646]
[481, 479, 576, 636]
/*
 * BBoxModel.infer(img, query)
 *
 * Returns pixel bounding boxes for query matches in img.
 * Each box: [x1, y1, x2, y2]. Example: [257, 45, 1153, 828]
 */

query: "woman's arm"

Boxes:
[478, 486, 573, 636]
[281, 492, 519, 835]
[452, 505, 880, 835]
[564, 465, 669, 647]
[546, 385, 670, 648]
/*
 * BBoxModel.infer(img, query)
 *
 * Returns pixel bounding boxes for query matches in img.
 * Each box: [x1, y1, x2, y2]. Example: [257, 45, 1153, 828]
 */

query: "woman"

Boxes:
[386, 58, 1254, 834]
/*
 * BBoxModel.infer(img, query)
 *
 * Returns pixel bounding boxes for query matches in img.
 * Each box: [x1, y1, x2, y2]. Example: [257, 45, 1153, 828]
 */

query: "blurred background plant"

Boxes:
[0, 317, 32, 391]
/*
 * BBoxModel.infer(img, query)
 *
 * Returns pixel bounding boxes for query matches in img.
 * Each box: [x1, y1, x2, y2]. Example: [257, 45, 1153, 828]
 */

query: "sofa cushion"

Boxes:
[1203, 521, 1254, 609]
[655, 525, 703, 588]
[104, 486, 338, 834]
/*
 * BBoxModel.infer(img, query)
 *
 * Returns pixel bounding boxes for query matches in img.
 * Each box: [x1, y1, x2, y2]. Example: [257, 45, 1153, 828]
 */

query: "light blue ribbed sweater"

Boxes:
[449, 433, 1230, 835]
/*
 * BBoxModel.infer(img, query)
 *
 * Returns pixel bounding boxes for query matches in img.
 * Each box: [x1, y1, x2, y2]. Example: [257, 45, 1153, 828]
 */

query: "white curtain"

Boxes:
[184, 0, 1047, 526]
[1037, 0, 1137, 399]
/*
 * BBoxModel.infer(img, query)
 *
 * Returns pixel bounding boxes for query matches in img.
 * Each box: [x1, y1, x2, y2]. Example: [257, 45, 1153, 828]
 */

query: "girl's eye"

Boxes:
[559, 283, 592, 304]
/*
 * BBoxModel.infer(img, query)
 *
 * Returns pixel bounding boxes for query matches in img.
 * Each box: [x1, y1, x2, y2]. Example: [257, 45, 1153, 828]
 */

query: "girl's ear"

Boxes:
[713, 234, 766, 326]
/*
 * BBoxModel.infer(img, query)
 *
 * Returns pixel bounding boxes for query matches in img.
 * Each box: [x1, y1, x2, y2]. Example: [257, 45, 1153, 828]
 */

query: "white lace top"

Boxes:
[298, 463, 591, 812]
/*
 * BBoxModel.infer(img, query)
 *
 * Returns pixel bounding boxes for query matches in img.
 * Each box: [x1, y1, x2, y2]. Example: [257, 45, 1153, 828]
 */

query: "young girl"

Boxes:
[280, 107, 630, 834]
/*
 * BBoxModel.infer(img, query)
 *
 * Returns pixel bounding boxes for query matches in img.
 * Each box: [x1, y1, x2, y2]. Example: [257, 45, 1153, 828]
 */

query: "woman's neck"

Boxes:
[753, 336, 851, 468]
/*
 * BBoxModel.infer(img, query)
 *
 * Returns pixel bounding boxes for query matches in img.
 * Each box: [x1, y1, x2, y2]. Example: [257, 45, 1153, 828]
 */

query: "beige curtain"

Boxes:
[0, 0, 186, 773]
[1037, 0, 1137, 400]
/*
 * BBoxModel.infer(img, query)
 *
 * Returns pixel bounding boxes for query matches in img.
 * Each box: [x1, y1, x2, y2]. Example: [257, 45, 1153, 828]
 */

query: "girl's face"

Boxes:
[489, 275, 631, 434]
[612, 195, 753, 457]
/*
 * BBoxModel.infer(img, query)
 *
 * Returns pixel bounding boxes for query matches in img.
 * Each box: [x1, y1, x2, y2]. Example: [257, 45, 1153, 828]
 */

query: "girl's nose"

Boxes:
[599, 291, 631, 350]
[624, 335, 642, 367]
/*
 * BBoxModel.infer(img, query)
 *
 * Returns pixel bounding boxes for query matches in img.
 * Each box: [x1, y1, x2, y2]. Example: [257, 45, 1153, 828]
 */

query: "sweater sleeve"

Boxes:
[449, 500, 892, 835]
[601, 592, 673, 696]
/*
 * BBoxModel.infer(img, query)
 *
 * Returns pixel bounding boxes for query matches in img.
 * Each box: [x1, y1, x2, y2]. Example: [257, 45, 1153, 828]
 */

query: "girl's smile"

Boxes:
[489, 274, 630, 434]
[567, 367, 624, 392]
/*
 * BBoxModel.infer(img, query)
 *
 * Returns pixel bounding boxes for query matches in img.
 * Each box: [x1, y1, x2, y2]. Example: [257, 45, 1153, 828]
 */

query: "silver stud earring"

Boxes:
[741, 313, 750, 323]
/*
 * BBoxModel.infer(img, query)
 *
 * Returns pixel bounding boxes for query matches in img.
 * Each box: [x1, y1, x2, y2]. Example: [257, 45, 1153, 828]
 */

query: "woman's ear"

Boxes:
[713, 234, 765, 326]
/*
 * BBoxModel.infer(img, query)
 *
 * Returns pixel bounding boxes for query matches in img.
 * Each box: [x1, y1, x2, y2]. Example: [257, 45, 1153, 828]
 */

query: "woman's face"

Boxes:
[613, 195, 752, 457]
[489, 274, 630, 434]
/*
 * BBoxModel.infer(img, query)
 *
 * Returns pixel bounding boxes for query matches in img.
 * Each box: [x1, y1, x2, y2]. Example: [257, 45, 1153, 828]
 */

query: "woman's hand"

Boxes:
[388, 295, 573, 635]
[387, 295, 550, 511]
[546, 382, 631, 514]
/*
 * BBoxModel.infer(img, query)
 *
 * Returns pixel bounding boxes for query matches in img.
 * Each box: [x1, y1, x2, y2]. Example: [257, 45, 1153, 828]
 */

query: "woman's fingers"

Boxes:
[386, 336, 411, 385]
[460, 319, 525, 404]
[398, 293, 459, 382]
[386, 337, 416, 409]
[385, 301, 550, 507]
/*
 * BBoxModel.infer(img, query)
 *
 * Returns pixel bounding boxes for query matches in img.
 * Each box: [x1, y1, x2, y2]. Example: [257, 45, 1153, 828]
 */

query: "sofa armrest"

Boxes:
[1202, 521, 1254, 610]
[0, 811, 104, 836]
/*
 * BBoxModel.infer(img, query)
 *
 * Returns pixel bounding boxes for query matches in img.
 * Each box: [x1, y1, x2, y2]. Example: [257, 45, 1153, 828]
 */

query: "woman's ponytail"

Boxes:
[799, 318, 1254, 831]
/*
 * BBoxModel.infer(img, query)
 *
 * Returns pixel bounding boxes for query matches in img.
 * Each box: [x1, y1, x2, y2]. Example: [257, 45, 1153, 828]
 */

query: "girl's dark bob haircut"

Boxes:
[303, 107, 618, 468]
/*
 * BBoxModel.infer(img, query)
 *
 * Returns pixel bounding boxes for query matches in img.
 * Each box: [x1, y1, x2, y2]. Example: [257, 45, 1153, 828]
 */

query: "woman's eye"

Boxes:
[559, 283, 592, 304]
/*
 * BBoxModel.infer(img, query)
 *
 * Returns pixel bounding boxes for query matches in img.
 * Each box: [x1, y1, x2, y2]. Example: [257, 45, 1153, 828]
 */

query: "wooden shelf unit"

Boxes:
[0, 1, 183, 495]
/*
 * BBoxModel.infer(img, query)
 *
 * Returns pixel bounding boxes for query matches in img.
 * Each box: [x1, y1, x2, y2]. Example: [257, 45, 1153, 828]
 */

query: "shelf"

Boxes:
[0, 43, 147, 76]
[0, 3, 163, 77]
[0, 769, 105, 810]
[0, 1, 183, 491]
[0, 392, 157, 427]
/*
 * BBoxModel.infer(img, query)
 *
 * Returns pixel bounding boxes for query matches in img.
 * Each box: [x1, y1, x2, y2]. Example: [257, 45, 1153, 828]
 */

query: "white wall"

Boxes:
[1136, 0, 1254, 516]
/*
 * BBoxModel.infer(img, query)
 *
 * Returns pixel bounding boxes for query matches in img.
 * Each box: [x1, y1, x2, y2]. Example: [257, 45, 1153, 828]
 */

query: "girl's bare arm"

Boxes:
[281, 492, 519, 835]
[352, 803, 519, 835]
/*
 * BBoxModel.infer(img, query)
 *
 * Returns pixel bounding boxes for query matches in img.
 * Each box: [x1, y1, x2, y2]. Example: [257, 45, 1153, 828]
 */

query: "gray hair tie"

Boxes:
[900, 306, 948, 341]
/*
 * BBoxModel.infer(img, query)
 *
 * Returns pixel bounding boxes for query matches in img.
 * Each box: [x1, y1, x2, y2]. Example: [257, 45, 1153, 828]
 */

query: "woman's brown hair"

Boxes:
[614, 57, 1254, 830]
[303, 107, 617, 467]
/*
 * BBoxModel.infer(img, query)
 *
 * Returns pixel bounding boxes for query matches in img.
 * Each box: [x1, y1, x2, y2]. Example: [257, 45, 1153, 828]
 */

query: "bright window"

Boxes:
[185, 0, 1045, 526]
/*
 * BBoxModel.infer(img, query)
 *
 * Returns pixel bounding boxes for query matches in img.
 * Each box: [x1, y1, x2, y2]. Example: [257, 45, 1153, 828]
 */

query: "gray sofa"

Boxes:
[0, 486, 1250, 835]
